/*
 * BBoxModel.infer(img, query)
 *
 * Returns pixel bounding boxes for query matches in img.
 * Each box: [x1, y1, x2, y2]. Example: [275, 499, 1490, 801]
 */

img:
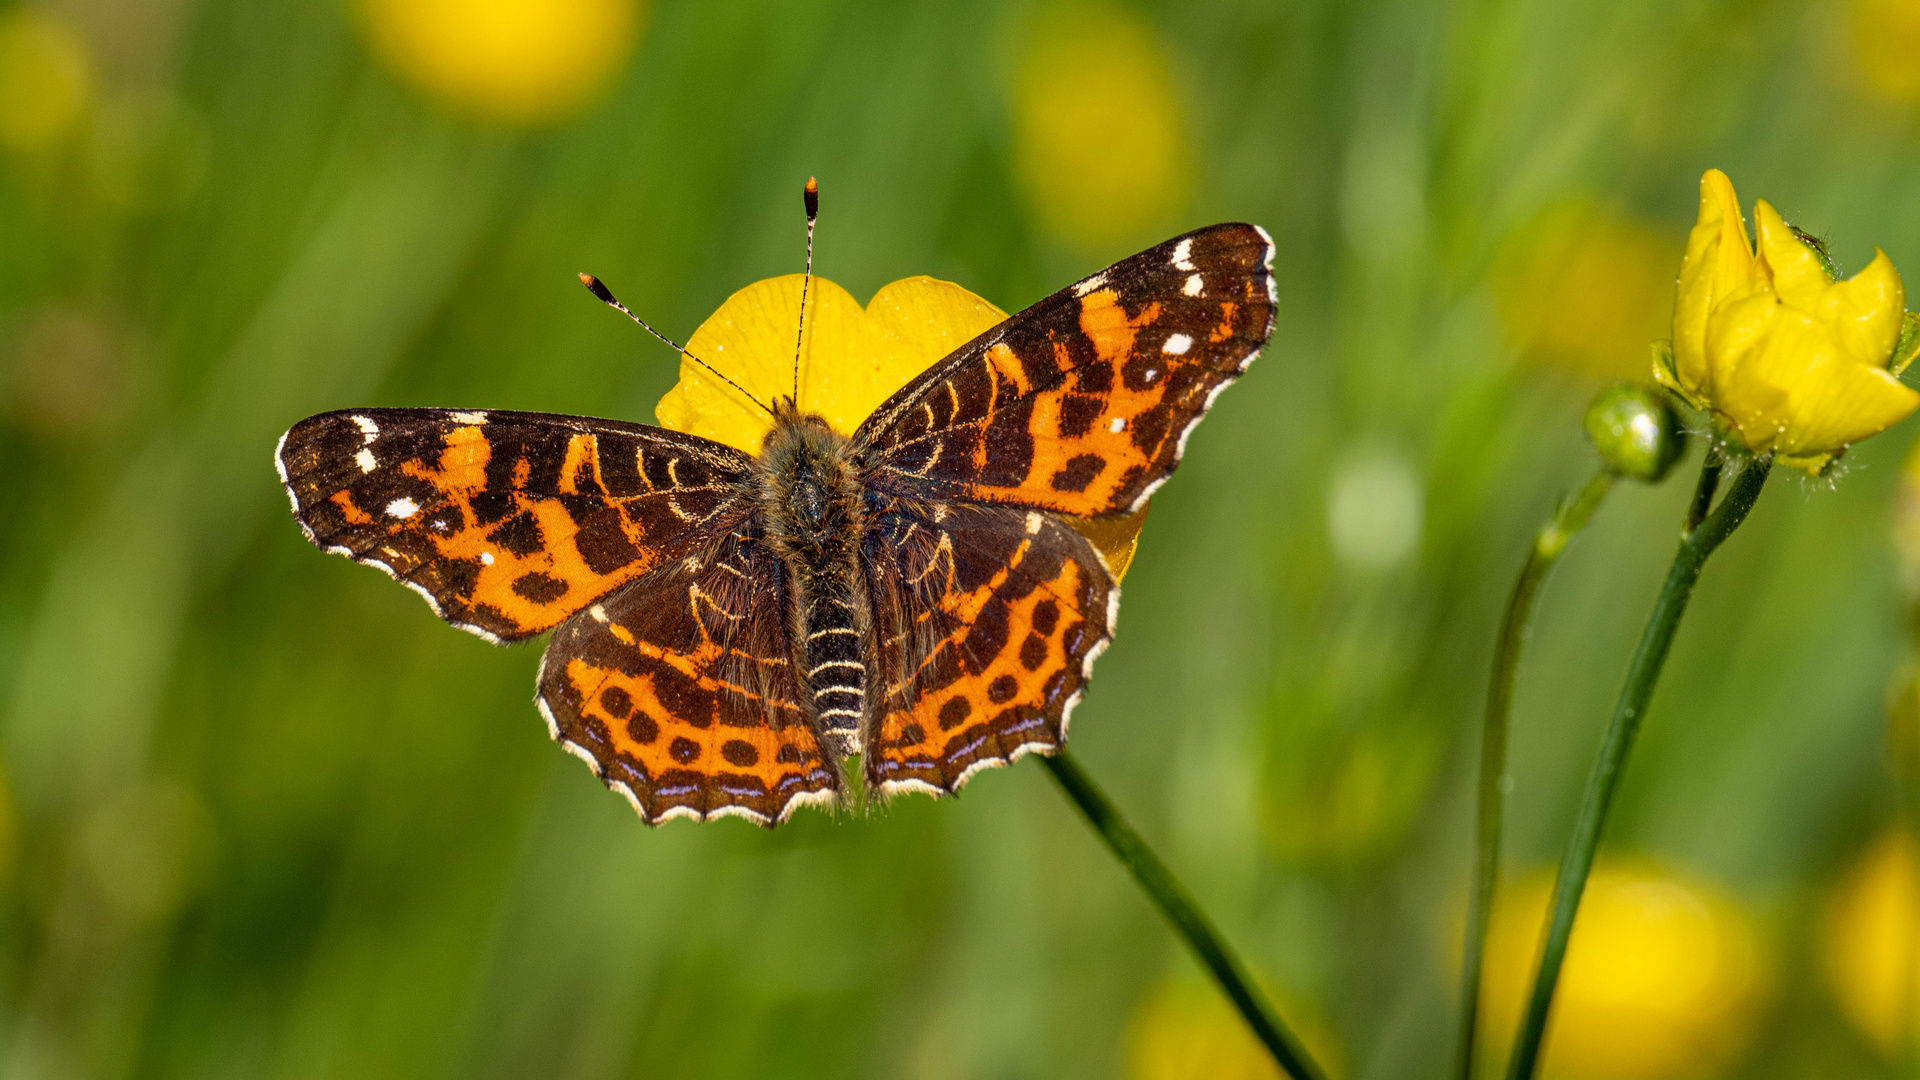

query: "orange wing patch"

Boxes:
[857, 223, 1275, 518]
[538, 534, 839, 825]
[864, 502, 1115, 796]
[277, 409, 753, 642]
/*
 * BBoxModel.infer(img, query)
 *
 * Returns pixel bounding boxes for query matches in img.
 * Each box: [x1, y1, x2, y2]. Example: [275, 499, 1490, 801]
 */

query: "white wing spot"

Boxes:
[1171, 237, 1195, 271]
[385, 497, 419, 519]
[589, 603, 609, 623]
[1110, 416, 1126, 433]
[1073, 272, 1109, 297]
[355, 448, 377, 473]
[1183, 274, 1204, 296]
[352, 415, 379, 441]
[1143, 368, 1158, 382]
[451, 411, 488, 425]
[1163, 333, 1192, 355]
[480, 551, 495, 566]
[1025, 512, 1042, 534]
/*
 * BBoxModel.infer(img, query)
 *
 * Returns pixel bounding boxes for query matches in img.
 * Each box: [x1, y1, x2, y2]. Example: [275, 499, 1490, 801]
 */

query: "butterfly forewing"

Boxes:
[277, 408, 753, 642]
[856, 223, 1276, 517]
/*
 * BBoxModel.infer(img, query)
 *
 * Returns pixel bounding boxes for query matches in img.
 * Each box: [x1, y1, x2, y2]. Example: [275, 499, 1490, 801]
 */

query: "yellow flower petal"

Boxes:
[1718, 308, 1920, 459]
[1752, 200, 1830, 308]
[1673, 169, 1760, 400]
[654, 274, 1007, 453]
[1824, 249, 1906, 366]
[653, 273, 1149, 576]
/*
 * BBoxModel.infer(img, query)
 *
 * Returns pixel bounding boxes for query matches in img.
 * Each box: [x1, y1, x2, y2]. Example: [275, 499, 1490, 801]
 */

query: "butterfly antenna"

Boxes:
[791, 176, 818, 408]
[577, 273, 774, 417]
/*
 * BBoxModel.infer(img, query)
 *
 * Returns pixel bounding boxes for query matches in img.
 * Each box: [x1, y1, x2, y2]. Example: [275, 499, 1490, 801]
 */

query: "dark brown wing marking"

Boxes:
[855, 223, 1275, 517]
[537, 531, 839, 825]
[276, 409, 752, 643]
[862, 499, 1116, 796]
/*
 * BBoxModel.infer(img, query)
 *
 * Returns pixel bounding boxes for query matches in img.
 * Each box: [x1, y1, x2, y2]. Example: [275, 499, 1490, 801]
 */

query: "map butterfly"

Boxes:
[275, 221, 1276, 825]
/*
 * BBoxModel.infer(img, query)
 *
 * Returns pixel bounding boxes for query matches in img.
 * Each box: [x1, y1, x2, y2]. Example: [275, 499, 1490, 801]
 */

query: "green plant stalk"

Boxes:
[1041, 751, 1329, 1080]
[1504, 454, 1771, 1080]
[1683, 446, 1723, 537]
[1453, 469, 1617, 1080]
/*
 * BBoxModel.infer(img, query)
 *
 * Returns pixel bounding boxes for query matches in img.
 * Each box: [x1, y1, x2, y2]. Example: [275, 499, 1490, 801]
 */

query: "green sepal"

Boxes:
[1891, 311, 1920, 378]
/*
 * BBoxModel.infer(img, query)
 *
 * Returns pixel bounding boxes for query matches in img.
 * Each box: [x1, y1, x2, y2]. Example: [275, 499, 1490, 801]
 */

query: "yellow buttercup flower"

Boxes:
[1895, 436, 1920, 597]
[1127, 978, 1343, 1080]
[0, 9, 91, 154]
[654, 273, 1147, 577]
[1655, 169, 1920, 474]
[1821, 826, 1920, 1056]
[1011, 3, 1191, 250]
[1495, 201, 1675, 381]
[1478, 861, 1770, 1080]
[358, 0, 640, 127]
[1852, 0, 1920, 102]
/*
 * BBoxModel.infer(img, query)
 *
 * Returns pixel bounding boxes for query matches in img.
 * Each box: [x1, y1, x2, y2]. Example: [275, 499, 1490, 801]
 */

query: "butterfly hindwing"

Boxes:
[856, 223, 1276, 517]
[863, 499, 1116, 795]
[276, 408, 753, 642]
[536, 530, 840, 824]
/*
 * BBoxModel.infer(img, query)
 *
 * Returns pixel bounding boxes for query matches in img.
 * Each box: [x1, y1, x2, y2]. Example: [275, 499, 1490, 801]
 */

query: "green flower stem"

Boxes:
[1454, 469, 1617, 1080]
[1040, 751, 1328, 1080]
[1683, 447, 1723, 537]
[1504, 454, 1772, 1080]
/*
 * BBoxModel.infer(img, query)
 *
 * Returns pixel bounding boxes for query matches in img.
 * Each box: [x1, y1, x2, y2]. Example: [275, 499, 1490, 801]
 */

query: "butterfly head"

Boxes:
[756, 400, 863, 563]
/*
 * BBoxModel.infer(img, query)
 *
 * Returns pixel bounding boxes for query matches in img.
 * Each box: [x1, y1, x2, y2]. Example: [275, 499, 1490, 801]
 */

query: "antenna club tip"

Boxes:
[578, 273, 615, 303]
[803, 177, 819, 219]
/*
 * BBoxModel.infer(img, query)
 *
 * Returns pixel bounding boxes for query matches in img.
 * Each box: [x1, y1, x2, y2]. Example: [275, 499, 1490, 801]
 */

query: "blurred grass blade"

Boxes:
[1503, 456, 1771, 1080]
[1455, 468, 1614, 1079]
[1040, 751, 1328, 1080]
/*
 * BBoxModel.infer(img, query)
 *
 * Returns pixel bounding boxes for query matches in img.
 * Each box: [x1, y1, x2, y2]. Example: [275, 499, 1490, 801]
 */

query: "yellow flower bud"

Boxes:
[652, 274, 1147, 577]
[1656, 169, 1920, 474]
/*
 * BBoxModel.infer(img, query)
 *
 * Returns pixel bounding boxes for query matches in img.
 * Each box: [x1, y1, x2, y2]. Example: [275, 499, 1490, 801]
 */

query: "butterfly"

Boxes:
[275, 221, 1275, 825]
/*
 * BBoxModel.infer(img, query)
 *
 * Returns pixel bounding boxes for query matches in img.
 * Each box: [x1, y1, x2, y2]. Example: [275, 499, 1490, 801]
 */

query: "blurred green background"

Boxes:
[8, 0, 1920, 1076]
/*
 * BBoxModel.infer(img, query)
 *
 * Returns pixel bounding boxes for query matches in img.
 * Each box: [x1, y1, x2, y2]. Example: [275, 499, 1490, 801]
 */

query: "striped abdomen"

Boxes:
[804, 584, 866, 757]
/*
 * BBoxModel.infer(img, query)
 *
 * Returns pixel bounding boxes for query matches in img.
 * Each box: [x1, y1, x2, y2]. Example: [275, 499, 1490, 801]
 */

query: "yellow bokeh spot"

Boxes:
[653, 273, 1147, 577]
[1896, 437, 1920, 598]
[1853, 0, 1920, 101]
[358, 0, 640, 127]
[1496, 201, 1676, 381]
[0, 9, 91, 154]
[1011, 4, 1191, 250]
[1822, 826, 1920, 1056]
[1478, 861, 1769, 1080]
[1127, 979, 1342, 1080]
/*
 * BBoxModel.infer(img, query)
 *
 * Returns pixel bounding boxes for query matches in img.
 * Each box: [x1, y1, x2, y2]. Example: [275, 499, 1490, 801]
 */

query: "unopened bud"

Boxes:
[1584, 384, 1685, 483]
